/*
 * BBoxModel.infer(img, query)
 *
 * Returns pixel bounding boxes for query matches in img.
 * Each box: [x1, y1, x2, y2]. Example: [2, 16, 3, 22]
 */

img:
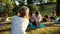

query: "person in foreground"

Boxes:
[11, 6, 29, 34]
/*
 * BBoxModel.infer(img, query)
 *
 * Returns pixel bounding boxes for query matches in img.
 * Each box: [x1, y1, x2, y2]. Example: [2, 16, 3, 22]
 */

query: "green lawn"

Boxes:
[0, 16, 60, 34]
[0, 21, 60, 34]
[40, 4, 56, 16]
[0, 17, 60, 34]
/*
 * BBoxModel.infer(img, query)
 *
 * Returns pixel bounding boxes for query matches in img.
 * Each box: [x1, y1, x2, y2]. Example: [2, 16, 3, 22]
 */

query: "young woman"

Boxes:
[32, 11, 46, 28]
[29, 13, 37, 28]
[11, 6, 29, 34]
[33, 11, 41, 27]
[0, 11, 9, 22]
[50, 12, 57, 20]
[0, 11, 9, 27]
[50, 12, 59, 23]
[43, 15, 50, 22]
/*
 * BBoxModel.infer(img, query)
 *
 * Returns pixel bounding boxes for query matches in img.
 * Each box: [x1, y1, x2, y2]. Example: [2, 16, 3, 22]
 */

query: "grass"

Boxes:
[0, 16, 60, 34]
[27, 27, 60, 34]
[0, 21, 60, 34]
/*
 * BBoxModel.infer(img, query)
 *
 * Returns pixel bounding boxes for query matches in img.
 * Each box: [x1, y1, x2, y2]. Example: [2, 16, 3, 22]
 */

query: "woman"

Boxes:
[50, 12, 57, 20]
[33, 11, 41, 27]
[0, 11, 9, 27]
[0, 11, 9, 22]
[33, 11, 46, 28]
[29, 13, 37, 29]
[50, 12, 59, 23]
[43, 15, 50, 22]
[11, 6, 29, 34]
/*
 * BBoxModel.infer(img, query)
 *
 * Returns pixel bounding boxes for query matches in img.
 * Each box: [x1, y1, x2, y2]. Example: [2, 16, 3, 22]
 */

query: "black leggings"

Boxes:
[29, 19, 36, 26]
[32, 21, 36, 26]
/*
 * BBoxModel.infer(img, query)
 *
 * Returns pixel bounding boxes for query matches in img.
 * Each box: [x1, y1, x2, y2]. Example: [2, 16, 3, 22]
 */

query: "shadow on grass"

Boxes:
[0, 28, 11, 32]
[44, 23, 54, 27]
[3, 23, 11, 25]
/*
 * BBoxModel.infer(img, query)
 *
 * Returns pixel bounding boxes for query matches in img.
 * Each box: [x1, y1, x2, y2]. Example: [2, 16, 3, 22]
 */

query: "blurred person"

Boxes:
[11, 6, 29, 34]
[29, 12, 46, 28]
[43, 15, 50, 22]
[33, 11, 41, 27]
[50, 11, 57, 20]
[29, 13, 37, 28]
[0, 11, 9, 27]
[0, 11, 9, 22]
[50, 11, 59, 23]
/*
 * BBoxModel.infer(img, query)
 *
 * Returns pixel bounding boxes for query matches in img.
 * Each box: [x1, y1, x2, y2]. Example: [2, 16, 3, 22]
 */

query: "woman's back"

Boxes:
[11, 16, 29, 34]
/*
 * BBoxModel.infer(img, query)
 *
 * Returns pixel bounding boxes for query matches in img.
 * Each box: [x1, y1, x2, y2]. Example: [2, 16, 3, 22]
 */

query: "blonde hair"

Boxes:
[18, 6, 29, 17]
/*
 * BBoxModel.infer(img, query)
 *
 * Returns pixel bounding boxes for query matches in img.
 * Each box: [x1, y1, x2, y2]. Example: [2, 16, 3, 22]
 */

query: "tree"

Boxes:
[6, 1, 14, 13]
[28, 4, 39, 13]
[0, 0, 14, 13]
[27, 0, 39, 13]
[0, 0, 3, 3]
[27, 0, 33, 4]
[49, 0, 54, 3]
[20, 0, 25, 5]
[37, 0, 45, 10]
[56, 0, 60, 17]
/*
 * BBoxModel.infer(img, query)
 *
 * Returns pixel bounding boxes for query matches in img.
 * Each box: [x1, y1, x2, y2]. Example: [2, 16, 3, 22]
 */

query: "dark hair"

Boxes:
[35, 10, 39, 15]
[3, 11, 7, 14]
[30, 12, 33, 17]
[52, 12, 54, 13]
[2, 11, 8, 17]
[44, 15, 49, 18]
[18, 6, 29, 17]
[15, 11, 19, 15]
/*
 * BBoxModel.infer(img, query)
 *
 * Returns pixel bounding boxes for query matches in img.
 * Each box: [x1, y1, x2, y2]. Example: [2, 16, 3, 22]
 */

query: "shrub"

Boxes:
[27, 4, 39, 13]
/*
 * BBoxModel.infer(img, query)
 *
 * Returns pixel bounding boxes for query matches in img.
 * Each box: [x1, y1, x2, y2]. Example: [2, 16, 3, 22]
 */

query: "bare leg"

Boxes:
[36, 22, 40, 27]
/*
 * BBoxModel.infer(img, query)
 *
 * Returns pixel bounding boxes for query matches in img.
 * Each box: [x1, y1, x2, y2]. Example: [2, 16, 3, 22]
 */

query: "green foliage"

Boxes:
[0, 0, 2, 3]
[2, 0, 9, 3]
[40, 4, 56, 16]
[28, 4, 39, 13]
[39, 4, 45, 10]
[48, 0, 56, 2]
[27, 0, 33, 4]
[37, 0, 42, 2]
[6, 1, 14, 13]
[20, 0, 25, 5]
[0, 20, 60, 34]
[0, 0, 15, 13]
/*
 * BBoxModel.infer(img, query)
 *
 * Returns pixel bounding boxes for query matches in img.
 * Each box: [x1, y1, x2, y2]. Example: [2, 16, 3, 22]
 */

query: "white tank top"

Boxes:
[11, 16, 29, 34]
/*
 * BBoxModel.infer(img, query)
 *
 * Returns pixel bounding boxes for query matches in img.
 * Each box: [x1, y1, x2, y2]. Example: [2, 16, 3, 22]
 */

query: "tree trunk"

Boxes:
[27, 0, 33, 4]
[56, 0, 60, 17]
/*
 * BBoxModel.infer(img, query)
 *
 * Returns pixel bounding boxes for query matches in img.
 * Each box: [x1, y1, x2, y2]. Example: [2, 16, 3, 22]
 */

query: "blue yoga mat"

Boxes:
[29, 23, 36, 29]
[39, 23, 46, 28]
[29, 22, 46, 29]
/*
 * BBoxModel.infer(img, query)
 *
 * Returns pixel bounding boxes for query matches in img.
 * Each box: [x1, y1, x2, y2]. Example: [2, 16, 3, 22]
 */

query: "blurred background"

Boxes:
[0, 0, 60, 34]
[0, 0, 57, 17]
